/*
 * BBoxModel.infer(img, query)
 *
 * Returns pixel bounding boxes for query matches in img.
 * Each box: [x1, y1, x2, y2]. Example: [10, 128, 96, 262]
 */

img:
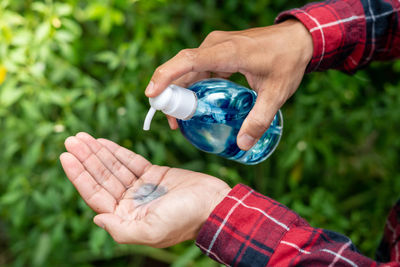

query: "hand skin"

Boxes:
[145, 19, 313, 150]
[59, 132, 231, 248]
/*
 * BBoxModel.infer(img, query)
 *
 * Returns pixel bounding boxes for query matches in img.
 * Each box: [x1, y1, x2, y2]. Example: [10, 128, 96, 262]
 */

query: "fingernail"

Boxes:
[238, 134, 256, 150]
[145, 81, 154, 95]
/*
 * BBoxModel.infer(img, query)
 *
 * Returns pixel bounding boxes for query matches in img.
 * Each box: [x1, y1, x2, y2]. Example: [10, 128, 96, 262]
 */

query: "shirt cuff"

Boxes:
[275, 1, 365, 73]
[195, 184, 306, 266]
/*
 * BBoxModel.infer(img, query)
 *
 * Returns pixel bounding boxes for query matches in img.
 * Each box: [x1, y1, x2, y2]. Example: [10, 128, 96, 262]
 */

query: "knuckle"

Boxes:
[177, 48, 197, 61]
[221, 39, 238, 53]
[111, 159, 122, 173]
[99, 168, 111, 183]
[127, 152, 138, 165]
[269, 90, 288, 108]
[250, 116, 269, 133]
[260, 86, 287, 108]
[206, 30, 226, 41]
[92, 183, 103, 194]
[99, 167, 108, 179]
[217, 40, 240, 60]
[154, 66, 168, 79]
[87, 183, 103, 202]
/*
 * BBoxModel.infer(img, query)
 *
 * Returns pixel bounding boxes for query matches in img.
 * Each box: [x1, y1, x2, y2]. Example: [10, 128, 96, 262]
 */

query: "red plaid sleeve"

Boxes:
[196, 184, 400, 266]
[275, 0, 400, 73]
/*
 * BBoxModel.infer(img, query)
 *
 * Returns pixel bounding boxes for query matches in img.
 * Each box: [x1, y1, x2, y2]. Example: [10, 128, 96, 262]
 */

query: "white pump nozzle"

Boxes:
[143, 107, 156, 131]
[143, 84, 197, 131]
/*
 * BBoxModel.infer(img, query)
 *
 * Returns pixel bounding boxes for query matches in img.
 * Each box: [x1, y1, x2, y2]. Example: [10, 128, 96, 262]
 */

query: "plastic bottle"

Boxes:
[143, 78, 283, 164]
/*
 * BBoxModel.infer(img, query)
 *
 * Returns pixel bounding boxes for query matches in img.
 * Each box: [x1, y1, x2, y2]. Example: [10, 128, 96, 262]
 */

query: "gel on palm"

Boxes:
[143, 78, 283, 165]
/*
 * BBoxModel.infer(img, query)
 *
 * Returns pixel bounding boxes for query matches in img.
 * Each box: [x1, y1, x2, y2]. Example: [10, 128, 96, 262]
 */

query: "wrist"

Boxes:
[280, 19, 314, 66]
[193, 184, 231, 239]
[211, 186, 232, 213]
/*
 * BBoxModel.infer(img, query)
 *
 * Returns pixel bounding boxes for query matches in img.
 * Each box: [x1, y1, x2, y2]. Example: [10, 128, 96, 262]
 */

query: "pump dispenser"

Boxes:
[143, 78, 283, 165]
[143, 84, 197, 131]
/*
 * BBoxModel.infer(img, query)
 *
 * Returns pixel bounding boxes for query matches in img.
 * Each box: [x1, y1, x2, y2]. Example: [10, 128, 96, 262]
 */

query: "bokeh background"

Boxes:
[1, 0, 400, 266]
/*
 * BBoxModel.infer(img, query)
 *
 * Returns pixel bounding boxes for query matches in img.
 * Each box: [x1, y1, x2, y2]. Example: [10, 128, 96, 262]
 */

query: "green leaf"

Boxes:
[23, 140, 43, 168]
[35, 22, 51, 43]
[9, 47, 26, 64]
[33, 233, 51, 266]
[171, 244, 201, 267]
[111, 9, 125, 25]
[0, 83, 23, 107]
[89, 227, 108, 255]
[55, 30, 75, 43]
[0, 190, 22, 205]
[55, 3, 73, 16]
[86, 3, 108, 20]
[61, 18, 82, 37]
[31, 2, 48, 14]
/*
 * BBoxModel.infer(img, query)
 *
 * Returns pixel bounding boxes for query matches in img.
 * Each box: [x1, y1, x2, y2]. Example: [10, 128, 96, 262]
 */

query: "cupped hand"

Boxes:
[145, 19, 313, 150]
[60, 132, 231, 248]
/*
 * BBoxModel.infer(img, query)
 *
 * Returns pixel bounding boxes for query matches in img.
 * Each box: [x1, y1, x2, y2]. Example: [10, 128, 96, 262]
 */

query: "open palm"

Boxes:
[60, 132, 230, 248]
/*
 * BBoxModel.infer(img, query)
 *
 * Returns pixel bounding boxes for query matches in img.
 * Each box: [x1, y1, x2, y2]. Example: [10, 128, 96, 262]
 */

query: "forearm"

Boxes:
[276, 0, 400, 73]
[196, 184, 399, 266]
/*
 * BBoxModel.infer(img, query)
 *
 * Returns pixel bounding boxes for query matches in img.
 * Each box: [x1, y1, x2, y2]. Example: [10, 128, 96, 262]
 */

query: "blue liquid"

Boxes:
[177, 79, 283, 165]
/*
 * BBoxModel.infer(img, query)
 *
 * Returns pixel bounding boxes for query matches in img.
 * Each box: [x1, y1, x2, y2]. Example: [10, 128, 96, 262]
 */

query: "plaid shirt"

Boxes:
[278, 0, 400, 73]
[197, 185, 400, 266]
[196, 1, 400, 266]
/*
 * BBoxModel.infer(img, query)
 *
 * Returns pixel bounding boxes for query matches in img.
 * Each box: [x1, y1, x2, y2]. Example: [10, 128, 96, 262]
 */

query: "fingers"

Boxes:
[172, 71, 211, 88]
[211, 71, 232, 79]
[76, 132, 137, 187]
[97, 138, 152, 178]
[64, 136, 126, 199]
[145, 30, 229, 97]
[145, 41, 240, 97]
[237, 86, 282, 150]
[60, 152, 116, 213]
[166, 115, 179, 130]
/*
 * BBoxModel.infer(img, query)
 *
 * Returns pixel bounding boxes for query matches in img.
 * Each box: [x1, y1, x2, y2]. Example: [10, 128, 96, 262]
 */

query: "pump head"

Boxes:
[143, 84, 197, 130]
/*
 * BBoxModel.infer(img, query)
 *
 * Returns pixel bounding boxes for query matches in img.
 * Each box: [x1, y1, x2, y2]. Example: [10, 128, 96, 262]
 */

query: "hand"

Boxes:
[145, 19, 313, 150]
[59, 132, 231, 248]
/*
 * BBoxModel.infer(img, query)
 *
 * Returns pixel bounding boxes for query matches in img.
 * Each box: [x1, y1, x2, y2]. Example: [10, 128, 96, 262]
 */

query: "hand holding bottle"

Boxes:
[60, 132, 231, 247]
[145, 19, 313, 150]
[144, 79, 283, 164]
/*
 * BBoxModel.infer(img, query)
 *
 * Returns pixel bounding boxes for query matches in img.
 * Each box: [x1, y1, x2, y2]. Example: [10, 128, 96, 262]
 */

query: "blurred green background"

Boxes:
[1, 0, 400, 266]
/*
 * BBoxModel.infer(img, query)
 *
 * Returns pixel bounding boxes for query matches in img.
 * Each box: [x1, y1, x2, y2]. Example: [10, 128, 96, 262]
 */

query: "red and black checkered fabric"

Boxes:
[276, 0, 400, 73]
[196, 185, 400, 266]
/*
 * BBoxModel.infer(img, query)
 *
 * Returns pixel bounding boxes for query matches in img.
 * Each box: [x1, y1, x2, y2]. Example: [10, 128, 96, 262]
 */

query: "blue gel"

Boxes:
[177, 79, 283, 165]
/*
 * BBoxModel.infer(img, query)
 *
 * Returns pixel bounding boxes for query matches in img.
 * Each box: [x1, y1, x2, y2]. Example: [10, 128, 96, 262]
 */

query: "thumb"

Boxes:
[94, 214, 130, 244]
[237, 89, 281, 150]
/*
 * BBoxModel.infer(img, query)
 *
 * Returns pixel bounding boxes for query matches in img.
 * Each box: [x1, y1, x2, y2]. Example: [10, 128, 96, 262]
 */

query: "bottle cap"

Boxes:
[143, 84, 197, 130]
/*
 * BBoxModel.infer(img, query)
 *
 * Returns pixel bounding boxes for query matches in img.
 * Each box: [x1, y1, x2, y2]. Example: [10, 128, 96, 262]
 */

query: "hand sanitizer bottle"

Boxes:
[143, 78, 282, 165]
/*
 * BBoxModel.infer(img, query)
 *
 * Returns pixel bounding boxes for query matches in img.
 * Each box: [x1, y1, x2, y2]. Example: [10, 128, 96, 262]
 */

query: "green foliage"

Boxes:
[1, 0, 399, 266]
